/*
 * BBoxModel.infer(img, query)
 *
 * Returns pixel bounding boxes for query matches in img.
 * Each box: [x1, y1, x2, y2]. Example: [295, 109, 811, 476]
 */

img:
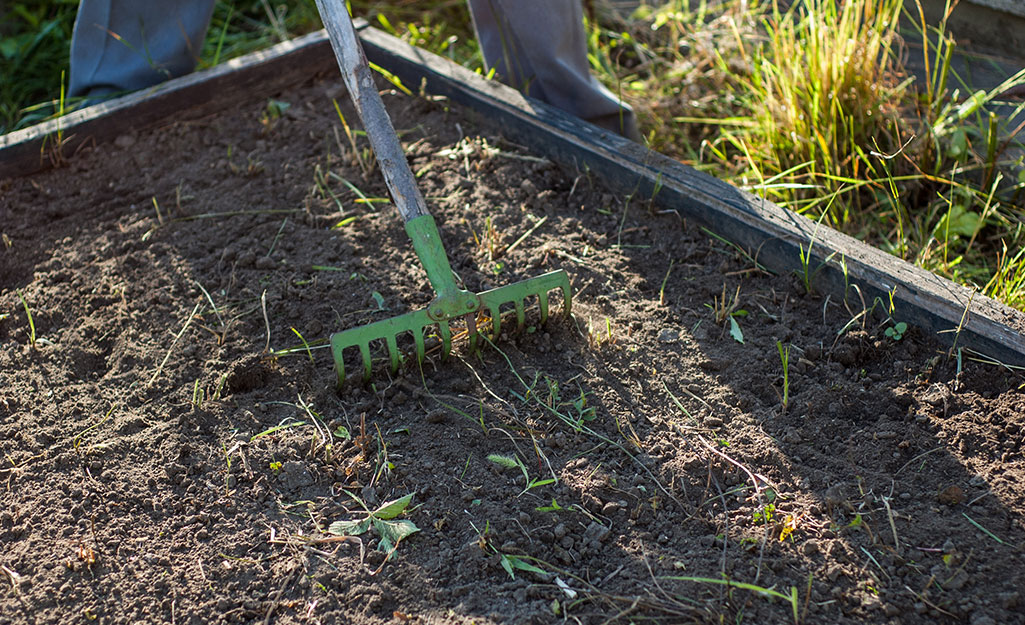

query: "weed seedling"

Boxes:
[327, 492, 420, 560]
[15, 289, 36, 347]
[707, 284, 748, 343]
[191, 379, 205, 409]
[221, 442, 232, 497]
[290, 327, 316, 363]
[776, 341, 791, 412]
[884, 321, 908, 341]
[471, 520, 546, 579]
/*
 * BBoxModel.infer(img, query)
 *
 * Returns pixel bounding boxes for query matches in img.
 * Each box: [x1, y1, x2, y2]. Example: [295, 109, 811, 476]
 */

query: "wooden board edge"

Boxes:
[355, 26, 1025, 367]
[2, 21, 1022, 366]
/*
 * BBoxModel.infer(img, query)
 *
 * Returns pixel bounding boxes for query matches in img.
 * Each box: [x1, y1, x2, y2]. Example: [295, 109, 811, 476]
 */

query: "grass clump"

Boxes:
[591, 0, 1025, 309]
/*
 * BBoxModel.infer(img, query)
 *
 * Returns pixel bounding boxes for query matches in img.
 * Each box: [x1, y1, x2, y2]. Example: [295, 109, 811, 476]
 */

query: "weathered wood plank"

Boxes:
[0, 29, 343, 179]
[354, 26, 1025, 367]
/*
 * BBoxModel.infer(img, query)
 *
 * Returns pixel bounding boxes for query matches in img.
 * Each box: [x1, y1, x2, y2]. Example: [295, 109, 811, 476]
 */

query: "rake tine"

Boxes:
[538, 289, 550, 323]
[359, 342, 372, 381]
[514, 298, 525, 330]
[413, 326, 426, 363]
[560, 284, 572, 316]
[488, 302, 502, 338]
[439, 321, 452, 358]
[385, 333, 400, 373]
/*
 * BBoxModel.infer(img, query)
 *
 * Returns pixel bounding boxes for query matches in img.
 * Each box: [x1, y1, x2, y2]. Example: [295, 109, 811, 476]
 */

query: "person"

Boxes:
[69, 0, 641, 141]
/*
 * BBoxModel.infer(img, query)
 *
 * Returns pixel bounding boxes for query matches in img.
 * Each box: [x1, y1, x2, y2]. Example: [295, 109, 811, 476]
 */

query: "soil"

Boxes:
[2, 72, 1025, 625]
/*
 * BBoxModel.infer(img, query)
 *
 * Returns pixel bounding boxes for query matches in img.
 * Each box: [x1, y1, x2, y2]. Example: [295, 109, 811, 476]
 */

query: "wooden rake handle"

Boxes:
[314, 0, 430, 223]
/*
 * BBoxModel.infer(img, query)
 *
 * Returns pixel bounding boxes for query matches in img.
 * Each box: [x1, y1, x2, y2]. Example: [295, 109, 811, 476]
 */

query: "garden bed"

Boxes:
[2, 31, 1025, 625]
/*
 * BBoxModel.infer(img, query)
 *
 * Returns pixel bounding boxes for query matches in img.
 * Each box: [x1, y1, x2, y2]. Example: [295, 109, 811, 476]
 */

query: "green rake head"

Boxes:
[330, 269, 571, 384]
[330, 216, 571, 385]
[313, 6, 572, 387]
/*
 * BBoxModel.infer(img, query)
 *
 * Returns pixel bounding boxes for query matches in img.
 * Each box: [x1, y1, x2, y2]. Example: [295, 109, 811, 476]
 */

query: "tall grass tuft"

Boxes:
[593, 0, 1025, 309]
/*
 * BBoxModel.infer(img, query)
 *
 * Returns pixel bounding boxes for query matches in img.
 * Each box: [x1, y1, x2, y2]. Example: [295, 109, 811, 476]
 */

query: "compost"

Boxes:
[2, 74, 1024, 625]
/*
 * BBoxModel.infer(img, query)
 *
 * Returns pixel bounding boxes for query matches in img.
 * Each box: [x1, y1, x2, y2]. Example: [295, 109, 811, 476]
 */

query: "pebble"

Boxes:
[255, 256, 276, 270]
[584, 522, 611, 544]
[937, 485, 965, 506]
[802, 539, 820, 556]
[703, 416, 724, 428]
[601, 501, 622, 515]
[553, 523, 568, 540]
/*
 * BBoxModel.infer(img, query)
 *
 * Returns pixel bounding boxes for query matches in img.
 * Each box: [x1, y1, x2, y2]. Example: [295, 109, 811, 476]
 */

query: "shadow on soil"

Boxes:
[2, 74, 1024, 625]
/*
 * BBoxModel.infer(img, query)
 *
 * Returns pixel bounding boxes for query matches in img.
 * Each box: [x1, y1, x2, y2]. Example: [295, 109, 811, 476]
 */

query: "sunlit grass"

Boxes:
[587, 0, 1025, 309]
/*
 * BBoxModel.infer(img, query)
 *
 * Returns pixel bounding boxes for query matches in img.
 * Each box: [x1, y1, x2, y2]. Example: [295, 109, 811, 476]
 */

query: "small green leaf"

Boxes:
[500, 554, 515, 578]
[947, 128, 968, 160]
[371, 291, 386, 310]
[373, 518, 420, 545]
[374, 493, 414, 520]
[333, 425, 351, 440]
[506, 555, 546, 575]
[265, 99, 291, 119]
[536, 498, 563, 512]
[328, 518, 371, 536]
[332, 216, 358, 229]
[936, 204, 981, 238]
[729, 316, 744, 344]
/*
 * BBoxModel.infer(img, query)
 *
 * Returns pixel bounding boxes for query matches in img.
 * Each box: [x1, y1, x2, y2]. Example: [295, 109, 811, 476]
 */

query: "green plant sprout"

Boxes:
[290, 327, 315, 363]
[777, 341, 791, 412]
[487, 453, 557, 495]
[15, 289, 36, 347]
[706, 284, 748, 343]
[470, 520, 546, 580]
[884, 321, 908, 341]
[328, 492, 420, 560]
[536, 498, 563, 513]
[221, 442, 232, 497]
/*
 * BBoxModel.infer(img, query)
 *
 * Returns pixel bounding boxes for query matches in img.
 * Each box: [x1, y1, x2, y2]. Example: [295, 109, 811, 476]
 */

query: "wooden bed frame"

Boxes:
[3, 23, 1023, 367]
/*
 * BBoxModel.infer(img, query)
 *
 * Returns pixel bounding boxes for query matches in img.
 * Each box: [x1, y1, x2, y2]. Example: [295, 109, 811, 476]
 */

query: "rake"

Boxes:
[315, 1, 572, 385]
